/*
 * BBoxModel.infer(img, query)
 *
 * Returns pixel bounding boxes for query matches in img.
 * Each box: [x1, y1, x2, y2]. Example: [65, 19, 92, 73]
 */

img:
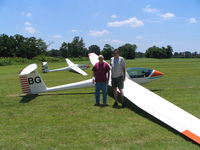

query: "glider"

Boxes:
[88, 53, 200, 144]
[42, 58, 89, 76]
[18, 53, 200, 144]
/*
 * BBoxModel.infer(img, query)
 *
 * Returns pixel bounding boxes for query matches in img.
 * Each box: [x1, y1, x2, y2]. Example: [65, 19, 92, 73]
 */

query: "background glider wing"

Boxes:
[70, 66, 87, 76]
[66, 58, 87, 76]
[65, 58, 75, 66]
[88, 53, 99, 66]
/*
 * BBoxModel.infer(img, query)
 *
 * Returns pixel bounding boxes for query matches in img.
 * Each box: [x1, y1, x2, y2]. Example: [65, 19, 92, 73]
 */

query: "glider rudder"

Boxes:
[19, 64, 47, 94]
[42, 62, 49, 73]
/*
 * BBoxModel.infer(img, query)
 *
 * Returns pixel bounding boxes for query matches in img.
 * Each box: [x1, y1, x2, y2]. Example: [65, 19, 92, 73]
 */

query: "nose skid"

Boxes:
[150, 70, 164, 77]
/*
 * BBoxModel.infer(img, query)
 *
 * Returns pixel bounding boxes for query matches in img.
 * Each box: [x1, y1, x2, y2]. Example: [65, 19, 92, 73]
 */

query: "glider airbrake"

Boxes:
[18, 53, 200, 144]
[42, 58, 89, 76]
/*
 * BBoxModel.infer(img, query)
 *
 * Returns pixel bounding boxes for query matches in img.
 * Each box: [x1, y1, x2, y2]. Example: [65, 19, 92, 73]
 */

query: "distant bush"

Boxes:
[0, 57, 32, 66]
[33, 55, 63, 62]
[0, 56, 89, 66]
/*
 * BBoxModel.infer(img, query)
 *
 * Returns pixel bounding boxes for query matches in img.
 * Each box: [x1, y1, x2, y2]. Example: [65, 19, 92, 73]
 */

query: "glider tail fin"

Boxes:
[19, 64, 47, 94]
[42, 62, 49, 73]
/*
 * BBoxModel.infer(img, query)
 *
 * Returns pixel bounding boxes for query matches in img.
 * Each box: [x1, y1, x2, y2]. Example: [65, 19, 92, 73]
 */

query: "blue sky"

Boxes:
[0, 0, 200, 52]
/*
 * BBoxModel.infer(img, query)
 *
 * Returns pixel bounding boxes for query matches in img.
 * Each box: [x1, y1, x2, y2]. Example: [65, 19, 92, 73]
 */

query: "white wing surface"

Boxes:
[66, 58, 75, 66]
[88, 52, 200, 144]
[88, 53, 99, 66]
[71, 66, 87, 76]
[123, 78, 200, 144]
[66, 58, 87, 76]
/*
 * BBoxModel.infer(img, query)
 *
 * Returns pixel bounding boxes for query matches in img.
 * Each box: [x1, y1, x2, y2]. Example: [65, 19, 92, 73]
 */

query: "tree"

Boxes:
[60, 36, 86, 58]
[88, 45, 100, 55]
[60, 42, 69, 58]
[118, 43, 136, 59]
[0, 34, 47, 58]
[145, 45, 173, 59]
[164, 45, 173, 58]
[47, 49, 61, 57]
[101, 44, 113, 60]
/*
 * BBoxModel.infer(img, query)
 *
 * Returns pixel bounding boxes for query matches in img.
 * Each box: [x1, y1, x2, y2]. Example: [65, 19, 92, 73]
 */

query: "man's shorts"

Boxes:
[111, 76, 124, 89]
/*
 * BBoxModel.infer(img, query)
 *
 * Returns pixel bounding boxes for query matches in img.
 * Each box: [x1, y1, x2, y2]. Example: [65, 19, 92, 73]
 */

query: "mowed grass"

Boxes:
[0, 58, 200, 150]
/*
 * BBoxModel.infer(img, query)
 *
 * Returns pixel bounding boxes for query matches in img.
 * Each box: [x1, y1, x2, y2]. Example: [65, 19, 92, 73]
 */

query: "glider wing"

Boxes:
[123, 78, 200, 144]
[70, 66, 87, 76]
[66, 58, 87, 76]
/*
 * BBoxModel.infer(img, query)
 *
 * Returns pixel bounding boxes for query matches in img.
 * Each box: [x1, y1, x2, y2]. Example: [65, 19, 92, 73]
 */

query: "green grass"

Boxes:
[0, 58, 200, 149]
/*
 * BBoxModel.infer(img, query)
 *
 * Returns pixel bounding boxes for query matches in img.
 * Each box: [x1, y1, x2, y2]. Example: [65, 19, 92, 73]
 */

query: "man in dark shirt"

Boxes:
[92, 55, 110, 106]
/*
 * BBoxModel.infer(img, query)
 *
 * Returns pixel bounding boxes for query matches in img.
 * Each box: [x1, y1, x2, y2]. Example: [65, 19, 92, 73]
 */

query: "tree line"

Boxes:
[0, 34, 199, 59]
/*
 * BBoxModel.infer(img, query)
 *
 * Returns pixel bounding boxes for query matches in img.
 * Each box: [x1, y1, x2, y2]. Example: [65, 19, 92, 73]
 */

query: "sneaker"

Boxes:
[112, 102, 118, 108]
[122, 103, 126, 108]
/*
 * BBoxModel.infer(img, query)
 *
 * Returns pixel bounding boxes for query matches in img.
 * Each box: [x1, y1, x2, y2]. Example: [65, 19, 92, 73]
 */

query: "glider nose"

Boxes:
[151, 70, 164, 77]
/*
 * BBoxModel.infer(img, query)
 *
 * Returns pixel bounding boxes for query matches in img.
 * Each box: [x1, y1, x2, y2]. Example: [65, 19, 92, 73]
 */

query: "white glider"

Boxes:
[88, 52, 200, 144]
[18, 53, 200, 144]
[42, 58, 89, 76]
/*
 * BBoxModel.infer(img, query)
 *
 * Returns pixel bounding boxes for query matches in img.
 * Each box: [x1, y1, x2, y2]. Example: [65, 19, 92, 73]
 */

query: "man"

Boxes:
[110, 49, 126, 108]
[92, 55, 110, 106]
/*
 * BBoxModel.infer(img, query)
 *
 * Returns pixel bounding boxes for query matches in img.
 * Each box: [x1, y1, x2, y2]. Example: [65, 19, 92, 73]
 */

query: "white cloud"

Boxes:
[161, 13, 175, 18]
[24, 22, 32, 26]
[50, 35, 62, 39]
[188, 17, 198, 24]
[100, 39, 124, 44]
[110, 39, 124, 44]
[25, 26, 36, 34]
[143, 5, 159, 13]
[26, 12, 32, 17]
[111, 14, 118, 18]
[71, 29, 79, 33]
[22, 12, 32, 17]
[107, 17, 144, 27]
[136, 35, 143, 40]
[88, 29, 110, 37]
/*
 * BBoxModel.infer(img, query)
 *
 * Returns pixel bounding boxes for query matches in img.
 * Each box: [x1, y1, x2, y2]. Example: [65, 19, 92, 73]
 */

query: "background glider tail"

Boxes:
[42, 62, 49, 73]
[19, 64, 47, 94]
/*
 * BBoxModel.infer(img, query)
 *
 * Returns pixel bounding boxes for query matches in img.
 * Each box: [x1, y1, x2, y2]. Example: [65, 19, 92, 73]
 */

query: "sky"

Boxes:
[0, 0, 200, 52]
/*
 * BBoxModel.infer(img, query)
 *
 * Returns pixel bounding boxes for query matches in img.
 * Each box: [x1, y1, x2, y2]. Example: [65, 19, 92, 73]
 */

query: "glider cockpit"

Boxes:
[126, 67, 164, 84]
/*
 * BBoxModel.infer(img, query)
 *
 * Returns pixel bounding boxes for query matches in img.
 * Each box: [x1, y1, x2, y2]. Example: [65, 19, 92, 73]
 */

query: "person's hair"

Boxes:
[98, 55, 104, 60]
[113, 49, 119, 54]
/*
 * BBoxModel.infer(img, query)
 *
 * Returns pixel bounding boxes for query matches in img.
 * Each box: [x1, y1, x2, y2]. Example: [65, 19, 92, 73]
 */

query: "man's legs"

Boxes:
[102, 82, 108, 105]
[113, 87, 118, 106]
[119, 89, 125, 108]
[95, 82, 100, 105]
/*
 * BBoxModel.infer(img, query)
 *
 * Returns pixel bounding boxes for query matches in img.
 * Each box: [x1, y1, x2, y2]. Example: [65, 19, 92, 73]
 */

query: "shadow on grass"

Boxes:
[19, 92, 95, 103]
[20, 94, 38, 103]
[107, 86, 199, 146]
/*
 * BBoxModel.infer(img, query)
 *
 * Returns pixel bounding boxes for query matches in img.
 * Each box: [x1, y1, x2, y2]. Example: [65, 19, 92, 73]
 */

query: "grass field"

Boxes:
[0, 58, 200, 150]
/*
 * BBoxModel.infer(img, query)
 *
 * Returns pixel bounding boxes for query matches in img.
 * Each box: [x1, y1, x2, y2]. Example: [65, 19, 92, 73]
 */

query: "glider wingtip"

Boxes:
[182, 130, 200, 144]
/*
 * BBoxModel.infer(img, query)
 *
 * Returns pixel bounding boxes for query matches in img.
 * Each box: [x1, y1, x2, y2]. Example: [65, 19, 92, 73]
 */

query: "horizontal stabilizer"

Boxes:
[20, 64, 37, 75]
